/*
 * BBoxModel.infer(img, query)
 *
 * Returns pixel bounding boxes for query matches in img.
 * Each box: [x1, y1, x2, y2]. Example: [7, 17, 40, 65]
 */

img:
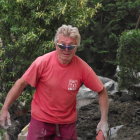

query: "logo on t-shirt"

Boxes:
[68, 80, 78, 91]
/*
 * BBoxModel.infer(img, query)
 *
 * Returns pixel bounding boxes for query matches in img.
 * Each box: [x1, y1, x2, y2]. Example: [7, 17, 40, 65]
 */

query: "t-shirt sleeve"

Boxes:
[22, 58, 43, 87]
[82, 66, 104, 93]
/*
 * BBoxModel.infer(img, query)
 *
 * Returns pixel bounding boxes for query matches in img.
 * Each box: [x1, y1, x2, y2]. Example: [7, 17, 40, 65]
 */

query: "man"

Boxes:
[0, 25, 109, 140]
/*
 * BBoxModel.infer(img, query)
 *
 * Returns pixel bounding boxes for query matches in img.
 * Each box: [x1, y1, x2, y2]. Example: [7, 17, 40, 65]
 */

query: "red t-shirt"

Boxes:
[22, 51, 103, 124]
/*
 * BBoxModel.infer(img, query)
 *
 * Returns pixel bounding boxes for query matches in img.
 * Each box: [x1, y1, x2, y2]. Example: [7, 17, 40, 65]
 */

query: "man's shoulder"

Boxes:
[73, 55, 94, 73]
[36, 51, 55, 62]
[33, 51, 56, 66]
[74, 55, 89, 66]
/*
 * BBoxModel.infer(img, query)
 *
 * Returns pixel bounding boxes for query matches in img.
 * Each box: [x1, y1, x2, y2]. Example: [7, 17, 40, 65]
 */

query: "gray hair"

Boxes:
[54, 25, 81, 46]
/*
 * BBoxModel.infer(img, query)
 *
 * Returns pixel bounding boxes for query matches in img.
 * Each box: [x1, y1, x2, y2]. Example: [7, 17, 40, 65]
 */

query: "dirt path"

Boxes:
[77, 97, 140, 140]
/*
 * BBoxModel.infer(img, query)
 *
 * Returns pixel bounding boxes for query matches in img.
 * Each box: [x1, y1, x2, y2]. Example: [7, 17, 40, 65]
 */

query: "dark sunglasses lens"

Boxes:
[58, 44, 65, 50]
[68, 46, 75, 50]
[58, 44, 75, 50]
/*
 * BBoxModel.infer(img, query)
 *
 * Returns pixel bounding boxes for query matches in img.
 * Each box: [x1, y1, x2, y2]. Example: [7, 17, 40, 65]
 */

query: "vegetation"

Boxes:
[0, 0, 101, 101]
[0, 0, 101, 138]
[78, 0, 140, 77]
[117, 29, 140, 98]
[0, 103, 5, 139]
[0, 0, 139, 107]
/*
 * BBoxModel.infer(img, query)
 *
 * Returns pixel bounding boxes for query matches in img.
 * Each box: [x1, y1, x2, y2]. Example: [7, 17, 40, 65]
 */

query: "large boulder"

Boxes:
[76, 76, 119, 109]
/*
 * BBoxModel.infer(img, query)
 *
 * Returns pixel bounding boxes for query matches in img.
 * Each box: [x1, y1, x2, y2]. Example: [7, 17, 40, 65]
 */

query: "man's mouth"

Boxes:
[63, 53, 70, 56]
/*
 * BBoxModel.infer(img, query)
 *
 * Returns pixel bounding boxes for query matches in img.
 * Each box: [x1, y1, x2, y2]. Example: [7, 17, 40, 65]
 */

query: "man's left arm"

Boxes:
[96, 87, 109, 140]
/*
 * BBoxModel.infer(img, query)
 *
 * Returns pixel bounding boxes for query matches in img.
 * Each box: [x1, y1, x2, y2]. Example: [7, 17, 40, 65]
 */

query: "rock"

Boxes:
[76, 76, 119, 109]
[99, 76, 118, 95]
[77, 85, 97, 100]
[109, 125, 124, 139]
[77, 85, 97, 109]
[119, 93, 133, 102]
[1, 132, 10, 140]
[77, 137, 83, 140]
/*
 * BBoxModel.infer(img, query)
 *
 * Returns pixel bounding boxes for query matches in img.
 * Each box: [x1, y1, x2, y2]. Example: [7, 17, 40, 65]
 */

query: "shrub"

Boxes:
[117, 29, 140, 97]
[78, 0, 140, 77]
[0, 0, 102, 120]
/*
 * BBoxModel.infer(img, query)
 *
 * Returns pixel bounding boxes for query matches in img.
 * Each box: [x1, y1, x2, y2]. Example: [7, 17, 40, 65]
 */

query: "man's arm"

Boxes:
[98, 87, 109, 122]
[96, 87, 109, 140]
[0, 78, 28, 128]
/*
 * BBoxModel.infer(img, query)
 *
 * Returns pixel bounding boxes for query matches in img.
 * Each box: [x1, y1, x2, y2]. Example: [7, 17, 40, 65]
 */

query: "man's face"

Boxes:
[56, 35, 78, 64]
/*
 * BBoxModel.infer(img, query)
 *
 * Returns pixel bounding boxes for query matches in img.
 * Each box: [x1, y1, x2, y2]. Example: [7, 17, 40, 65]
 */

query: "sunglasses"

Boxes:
[57, 43, 77, 50]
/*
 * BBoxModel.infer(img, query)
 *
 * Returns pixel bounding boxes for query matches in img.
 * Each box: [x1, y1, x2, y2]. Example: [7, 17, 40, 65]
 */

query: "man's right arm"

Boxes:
[0, 78, 28, 128]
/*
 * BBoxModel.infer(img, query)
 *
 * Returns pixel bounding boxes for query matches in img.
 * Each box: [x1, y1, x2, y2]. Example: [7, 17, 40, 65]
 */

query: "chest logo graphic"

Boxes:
[68, 80, 78, 91]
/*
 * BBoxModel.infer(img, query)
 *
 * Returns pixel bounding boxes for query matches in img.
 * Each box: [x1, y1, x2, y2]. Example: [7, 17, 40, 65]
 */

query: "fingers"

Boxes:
[0, 115, 6, 128]
[96, 130, 105, 140]
[96, 121, 102, 133]
[0, 111, 11, 129]
[7, 112, 11, 126]
[96, 121, 109, 140]
[7, 117, 11, 126]
[0, 118, 11, 129]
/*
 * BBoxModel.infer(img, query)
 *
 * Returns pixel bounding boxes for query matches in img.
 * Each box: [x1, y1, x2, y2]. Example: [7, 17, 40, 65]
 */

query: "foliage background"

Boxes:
[78, 0, 140, 77]
[0, 0, 101, 138]
[0, 0, 101, 100]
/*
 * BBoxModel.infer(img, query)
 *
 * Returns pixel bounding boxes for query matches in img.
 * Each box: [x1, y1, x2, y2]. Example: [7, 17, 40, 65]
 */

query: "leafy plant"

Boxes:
[117, 29, 140, 97]
[78, 0, 140, 77]
[0, 0, 101, 114]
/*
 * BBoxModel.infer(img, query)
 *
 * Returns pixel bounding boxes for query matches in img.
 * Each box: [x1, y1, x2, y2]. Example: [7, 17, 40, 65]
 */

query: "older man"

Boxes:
[0, 25, 109, 140]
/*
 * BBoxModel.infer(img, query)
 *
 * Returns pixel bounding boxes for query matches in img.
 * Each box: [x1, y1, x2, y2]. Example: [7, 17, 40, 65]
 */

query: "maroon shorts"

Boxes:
[26, 117, 77, 140]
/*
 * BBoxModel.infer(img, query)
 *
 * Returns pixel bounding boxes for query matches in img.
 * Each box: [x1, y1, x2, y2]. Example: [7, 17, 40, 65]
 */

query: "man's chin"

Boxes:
[61, 57, 72, 64]
[62, 55, 71, 59]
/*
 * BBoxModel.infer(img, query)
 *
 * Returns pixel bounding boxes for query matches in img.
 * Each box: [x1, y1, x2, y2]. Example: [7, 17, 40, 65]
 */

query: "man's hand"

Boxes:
[96, 120, 109, 140]
[0, 109, 11, 129]
[0, 78, 27, 129]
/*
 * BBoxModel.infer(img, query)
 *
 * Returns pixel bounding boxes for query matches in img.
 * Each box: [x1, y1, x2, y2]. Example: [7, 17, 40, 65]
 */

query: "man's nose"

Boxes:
[64, 47, 69, 51]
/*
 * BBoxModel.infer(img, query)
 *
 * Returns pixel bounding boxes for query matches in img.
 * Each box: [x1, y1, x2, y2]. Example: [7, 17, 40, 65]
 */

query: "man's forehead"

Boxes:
[58, 35, 77, 44]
